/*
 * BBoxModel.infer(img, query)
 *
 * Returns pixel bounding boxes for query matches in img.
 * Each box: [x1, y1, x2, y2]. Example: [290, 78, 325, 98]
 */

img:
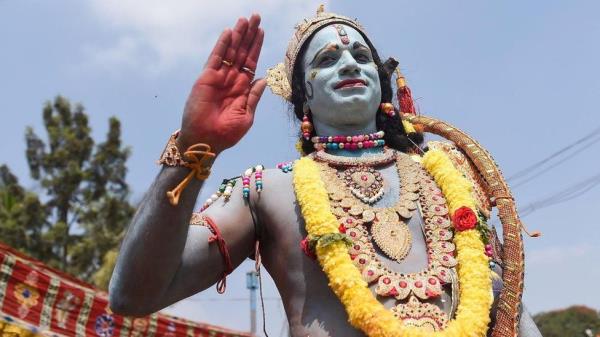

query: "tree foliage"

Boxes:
[0, 95, 134, 289]
[0, 165, 48, 260]
[534, 305, 600, 337]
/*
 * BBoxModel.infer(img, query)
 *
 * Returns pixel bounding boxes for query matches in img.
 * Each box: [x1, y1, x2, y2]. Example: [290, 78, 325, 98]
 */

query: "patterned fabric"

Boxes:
[0, 242, 250, 337]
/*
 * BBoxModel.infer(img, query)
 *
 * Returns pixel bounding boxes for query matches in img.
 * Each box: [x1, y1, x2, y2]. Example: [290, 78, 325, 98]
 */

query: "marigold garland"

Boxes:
[293, 149, 492, 337]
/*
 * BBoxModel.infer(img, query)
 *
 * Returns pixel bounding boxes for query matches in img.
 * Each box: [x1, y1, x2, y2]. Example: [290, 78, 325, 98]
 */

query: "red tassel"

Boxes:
[396, 70, 417, 115]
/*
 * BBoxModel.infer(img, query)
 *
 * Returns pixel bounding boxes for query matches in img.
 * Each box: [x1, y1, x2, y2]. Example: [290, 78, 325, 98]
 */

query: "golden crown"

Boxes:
[266, 5, 368, 101]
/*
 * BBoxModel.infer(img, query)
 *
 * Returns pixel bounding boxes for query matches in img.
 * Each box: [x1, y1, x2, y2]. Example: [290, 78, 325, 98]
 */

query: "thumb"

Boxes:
[246, 78, 267, 116]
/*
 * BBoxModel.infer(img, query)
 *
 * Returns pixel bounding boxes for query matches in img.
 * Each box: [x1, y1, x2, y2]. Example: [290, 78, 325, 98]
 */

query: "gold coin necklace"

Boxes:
[313, 150, 459, 331]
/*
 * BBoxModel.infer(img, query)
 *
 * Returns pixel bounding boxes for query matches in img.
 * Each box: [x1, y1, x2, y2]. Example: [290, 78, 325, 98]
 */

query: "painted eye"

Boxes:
[355, 53, 371, 63]
[318, 56, 336, 67]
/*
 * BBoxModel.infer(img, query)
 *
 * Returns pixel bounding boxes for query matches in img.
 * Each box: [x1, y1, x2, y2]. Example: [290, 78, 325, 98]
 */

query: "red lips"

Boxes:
[334, 78, 367, 89]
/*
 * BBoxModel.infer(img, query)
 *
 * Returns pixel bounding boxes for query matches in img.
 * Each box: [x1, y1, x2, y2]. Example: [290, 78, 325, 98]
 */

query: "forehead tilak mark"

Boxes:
[334, 24, 350, 45]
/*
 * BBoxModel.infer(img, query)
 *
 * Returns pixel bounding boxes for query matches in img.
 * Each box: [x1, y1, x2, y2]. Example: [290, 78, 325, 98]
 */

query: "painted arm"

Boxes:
[108, 14, 267, 316]
[518, 307, 542, 337]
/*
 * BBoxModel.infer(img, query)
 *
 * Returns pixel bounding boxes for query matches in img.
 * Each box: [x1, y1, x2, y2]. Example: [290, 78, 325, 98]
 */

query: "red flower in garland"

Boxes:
[300, 237, 316, 259]
[452, 206, 478, 231]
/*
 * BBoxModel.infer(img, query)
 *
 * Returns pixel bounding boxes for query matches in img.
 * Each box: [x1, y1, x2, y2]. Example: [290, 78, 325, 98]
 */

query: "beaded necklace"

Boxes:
[311, 131, 385, 151]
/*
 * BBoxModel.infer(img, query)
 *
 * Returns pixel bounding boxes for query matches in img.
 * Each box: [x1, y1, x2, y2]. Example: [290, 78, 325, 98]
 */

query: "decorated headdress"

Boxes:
[266, 5, 368, 101]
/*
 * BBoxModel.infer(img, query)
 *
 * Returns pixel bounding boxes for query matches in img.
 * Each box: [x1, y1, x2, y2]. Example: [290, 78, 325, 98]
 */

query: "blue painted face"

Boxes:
[301, 24, 381, 136]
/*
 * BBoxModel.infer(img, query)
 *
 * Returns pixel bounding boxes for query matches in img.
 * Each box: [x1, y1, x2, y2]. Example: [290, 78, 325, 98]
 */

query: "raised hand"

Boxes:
[178, 14, 266, 155]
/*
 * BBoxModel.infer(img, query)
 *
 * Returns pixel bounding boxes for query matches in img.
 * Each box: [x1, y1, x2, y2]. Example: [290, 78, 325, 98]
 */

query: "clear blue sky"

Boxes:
[1, 1, 599, 335]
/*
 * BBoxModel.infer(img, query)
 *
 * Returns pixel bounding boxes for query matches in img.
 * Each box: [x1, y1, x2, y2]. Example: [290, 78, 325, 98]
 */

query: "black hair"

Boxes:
[290, 24, 424, 155]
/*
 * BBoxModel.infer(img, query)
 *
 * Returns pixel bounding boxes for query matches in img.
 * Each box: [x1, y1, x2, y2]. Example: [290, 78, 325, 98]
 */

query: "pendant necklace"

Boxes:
[313, 149, 459, 331]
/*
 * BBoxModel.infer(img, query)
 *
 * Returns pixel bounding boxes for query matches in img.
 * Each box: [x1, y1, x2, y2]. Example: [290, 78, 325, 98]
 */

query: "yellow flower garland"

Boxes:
[293, 149, 492, 337]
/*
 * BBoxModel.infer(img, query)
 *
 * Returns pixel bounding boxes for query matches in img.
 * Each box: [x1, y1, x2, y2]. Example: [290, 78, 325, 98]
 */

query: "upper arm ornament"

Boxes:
[187, 212, 232, 293]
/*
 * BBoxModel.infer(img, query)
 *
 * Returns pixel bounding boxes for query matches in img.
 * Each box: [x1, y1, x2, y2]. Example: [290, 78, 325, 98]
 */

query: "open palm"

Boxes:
[179, 14, 266, 155]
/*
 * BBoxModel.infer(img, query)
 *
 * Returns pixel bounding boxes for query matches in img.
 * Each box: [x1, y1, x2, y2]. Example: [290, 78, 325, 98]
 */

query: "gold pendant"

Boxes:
[371, 220, 412, 262]
[341, 166, 384, 204]
[392, 296, 448, 332]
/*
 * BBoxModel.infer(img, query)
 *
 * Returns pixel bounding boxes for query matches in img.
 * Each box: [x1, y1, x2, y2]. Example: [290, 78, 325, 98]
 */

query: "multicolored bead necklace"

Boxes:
[201, 178, 236, 211]
[242, 164, 264, 199]
[311, 131, 385, 151]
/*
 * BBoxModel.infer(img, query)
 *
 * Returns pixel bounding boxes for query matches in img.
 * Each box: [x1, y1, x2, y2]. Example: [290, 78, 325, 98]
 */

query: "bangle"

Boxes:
[158, 130, 216, 205]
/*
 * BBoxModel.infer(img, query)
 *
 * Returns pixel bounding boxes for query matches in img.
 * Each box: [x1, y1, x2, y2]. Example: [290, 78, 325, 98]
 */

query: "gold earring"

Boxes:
[380, 103, 395, 117]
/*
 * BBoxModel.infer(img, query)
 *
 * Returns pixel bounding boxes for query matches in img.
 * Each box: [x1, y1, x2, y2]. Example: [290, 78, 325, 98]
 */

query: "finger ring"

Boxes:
[241, 66, 255, 76]
[221, 59, 233, 67]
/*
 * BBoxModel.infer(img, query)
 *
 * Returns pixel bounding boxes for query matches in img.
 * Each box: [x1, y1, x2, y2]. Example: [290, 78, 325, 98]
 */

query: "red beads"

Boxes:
[301, 116, 313, 140]
[311, 131, 385, 151]
[485, 244, 494, 257]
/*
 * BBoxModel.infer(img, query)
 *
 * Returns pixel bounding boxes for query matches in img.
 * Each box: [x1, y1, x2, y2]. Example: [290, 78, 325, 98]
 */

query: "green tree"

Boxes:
[534, 305, 600, 337]
[0, 165, 48, 259]
[0, 95, 134, 289]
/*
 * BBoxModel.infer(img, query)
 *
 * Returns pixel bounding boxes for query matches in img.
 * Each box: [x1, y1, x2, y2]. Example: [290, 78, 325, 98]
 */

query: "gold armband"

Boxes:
[158, 130, 216, 205]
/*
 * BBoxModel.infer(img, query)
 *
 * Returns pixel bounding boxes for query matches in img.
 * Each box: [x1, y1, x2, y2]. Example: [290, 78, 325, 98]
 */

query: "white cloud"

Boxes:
[83, 0, 325, 73]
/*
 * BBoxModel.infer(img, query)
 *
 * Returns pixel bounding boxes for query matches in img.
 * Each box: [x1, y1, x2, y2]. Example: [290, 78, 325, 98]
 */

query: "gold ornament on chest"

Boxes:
[341, 166, 385, 204]
[392, 296, 448, 332]
[313, 150, 458, 331]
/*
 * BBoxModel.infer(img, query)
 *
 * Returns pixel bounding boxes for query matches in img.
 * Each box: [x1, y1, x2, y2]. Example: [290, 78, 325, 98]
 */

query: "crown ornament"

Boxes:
[266, 5, 368, 101]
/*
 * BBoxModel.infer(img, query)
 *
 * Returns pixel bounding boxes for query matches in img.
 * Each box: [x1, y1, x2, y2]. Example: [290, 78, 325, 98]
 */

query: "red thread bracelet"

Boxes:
[204, 216, 233, 293]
